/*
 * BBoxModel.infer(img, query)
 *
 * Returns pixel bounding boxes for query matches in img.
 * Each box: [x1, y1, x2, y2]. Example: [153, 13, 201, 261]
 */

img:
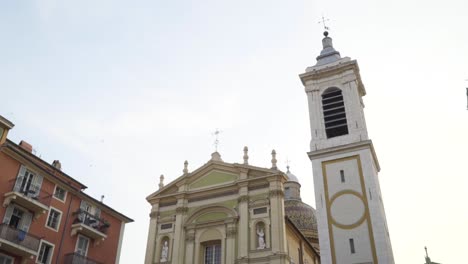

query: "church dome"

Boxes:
[286, 171, 299, 182]
[283, 166, 319, 251]
[284, 200, 318, 243]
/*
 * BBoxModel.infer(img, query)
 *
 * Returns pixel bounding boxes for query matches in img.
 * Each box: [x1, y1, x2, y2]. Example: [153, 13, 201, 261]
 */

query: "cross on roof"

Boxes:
[212, 129, 222, 152]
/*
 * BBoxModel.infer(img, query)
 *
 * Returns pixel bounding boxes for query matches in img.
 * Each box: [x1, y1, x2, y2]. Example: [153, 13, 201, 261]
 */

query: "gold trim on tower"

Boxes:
[321, 155, 378, 264]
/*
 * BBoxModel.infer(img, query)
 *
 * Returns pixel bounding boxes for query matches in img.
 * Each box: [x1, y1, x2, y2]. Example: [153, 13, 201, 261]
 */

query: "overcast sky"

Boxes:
[1, 1, 467, 263]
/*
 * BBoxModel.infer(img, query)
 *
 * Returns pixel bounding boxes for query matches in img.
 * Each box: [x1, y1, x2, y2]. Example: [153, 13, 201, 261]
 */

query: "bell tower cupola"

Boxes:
[300, 31, 369, 152]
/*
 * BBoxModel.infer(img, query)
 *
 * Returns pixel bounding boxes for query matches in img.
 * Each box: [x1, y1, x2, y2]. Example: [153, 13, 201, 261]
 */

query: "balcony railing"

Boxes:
[71, 210, 109, 241]
[0, 223, 41, 255]
[3, 177, 51, 216]
[73, 209, 110, 234]
[64, 253, 103, 264]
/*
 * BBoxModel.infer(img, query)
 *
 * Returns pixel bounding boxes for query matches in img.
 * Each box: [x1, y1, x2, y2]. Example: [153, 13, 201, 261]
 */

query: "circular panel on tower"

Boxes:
[330, 192, 365, 228]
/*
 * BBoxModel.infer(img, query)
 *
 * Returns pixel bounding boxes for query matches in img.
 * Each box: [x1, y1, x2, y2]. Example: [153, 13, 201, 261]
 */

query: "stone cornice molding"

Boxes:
[300, 59, 366, 96]
[308, 139, 380, 171]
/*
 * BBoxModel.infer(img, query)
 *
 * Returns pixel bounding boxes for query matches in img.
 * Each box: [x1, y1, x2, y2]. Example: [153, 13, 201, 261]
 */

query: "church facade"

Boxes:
[144, 151, 320, 264]
[144, 32, 394, 264]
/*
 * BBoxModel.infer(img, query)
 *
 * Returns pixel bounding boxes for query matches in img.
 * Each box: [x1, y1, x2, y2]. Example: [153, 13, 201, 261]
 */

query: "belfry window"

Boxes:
[322, 88, 348, 138]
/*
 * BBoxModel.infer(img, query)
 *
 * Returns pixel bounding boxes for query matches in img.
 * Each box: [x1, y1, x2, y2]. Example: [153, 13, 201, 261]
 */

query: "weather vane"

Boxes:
[318, 15, 330, 31]
[212, 129, 222, 152]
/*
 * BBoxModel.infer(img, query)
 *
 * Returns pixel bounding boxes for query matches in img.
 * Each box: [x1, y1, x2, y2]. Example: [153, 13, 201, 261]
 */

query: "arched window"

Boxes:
[322, 88, 348, 138]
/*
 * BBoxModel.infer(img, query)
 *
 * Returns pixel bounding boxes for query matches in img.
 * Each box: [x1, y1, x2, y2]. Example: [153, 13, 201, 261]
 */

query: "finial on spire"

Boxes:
[271, 149, 278, 170]
[183, 160, 189, 174]
[159, 174, 165, 189]
[243, 146, 249, 165]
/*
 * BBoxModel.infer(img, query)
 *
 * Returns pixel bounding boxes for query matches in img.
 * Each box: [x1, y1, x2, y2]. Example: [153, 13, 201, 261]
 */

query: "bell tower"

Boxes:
[300, 32, 394, 264]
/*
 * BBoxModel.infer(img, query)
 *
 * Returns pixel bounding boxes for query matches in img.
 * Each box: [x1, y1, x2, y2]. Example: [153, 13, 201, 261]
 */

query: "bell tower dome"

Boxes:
[300, 32, 395, 264]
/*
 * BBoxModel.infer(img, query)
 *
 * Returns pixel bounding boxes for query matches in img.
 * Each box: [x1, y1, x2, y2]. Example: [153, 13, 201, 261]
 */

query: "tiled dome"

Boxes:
[284, 199, 319, 251]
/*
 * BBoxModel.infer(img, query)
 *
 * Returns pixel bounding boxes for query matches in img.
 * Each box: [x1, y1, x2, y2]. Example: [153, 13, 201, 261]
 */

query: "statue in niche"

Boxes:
[160, 240, 169, 262]
[257, 227, 266, 249]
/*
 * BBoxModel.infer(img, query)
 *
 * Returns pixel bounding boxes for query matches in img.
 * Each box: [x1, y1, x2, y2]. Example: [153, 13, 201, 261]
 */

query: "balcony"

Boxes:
[0, 223, 40, 258]
[3, 177, 51, 218]
[71, 210, 109, 243]
[64, 253, 103, 264]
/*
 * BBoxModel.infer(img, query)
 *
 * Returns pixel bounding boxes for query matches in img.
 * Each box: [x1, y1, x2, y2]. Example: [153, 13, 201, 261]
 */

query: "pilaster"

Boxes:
[144, 203, 159, 264]
[171, 195, 188, 263]
[237, 181, 249, 258]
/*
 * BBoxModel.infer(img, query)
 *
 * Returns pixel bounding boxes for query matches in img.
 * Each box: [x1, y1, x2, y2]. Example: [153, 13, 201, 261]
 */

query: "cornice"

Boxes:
[299, 59, 366, 96]
[308, 140, 380, 172]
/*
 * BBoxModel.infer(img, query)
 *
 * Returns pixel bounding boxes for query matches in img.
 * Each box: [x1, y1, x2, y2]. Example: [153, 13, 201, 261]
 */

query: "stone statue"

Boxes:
[160, 241, 169, 262]
[257, 227, 266, 249]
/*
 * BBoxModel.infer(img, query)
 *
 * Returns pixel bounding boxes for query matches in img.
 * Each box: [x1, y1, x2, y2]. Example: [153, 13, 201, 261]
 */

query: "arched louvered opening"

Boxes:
[322, 88, 348, 138]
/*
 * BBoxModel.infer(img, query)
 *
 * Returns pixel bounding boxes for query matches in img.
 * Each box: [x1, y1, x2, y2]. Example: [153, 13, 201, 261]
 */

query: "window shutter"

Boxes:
[20, 211, 32, 232]
[94, 207, 101, 219]
[2, 206, 14, 224]
[32, 174, 43, 197]
[80, 200, 89, 211]
[13, 166, 27, 192]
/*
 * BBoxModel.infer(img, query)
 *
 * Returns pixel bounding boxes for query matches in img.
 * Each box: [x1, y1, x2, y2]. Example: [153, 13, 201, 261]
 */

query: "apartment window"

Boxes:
[53, 186, 67, 201]
[76, 235, 90, 256]
[0, 254, 14, 264]
[37, 241, 54, 264]
[204, 242, 221, 264]
[322, 88, 348, 138]
[2, 206, 32, 232]
[340, 170, 345, 183]
[46, 208, 62, 231]
[349, 238, 356, 254]
[13, 166, 43, 198]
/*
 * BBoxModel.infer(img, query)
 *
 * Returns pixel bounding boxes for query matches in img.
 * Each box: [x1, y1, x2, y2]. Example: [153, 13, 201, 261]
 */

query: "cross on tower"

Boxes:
[318, 15, 330, 31]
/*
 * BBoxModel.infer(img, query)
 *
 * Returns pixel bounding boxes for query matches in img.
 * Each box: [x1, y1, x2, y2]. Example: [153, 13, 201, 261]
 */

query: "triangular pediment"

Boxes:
[188, 170, 237, 190]
[146, 158, 285, 202]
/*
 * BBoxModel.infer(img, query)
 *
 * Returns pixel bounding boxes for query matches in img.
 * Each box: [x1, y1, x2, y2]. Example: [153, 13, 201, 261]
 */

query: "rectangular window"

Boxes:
[46, 208, 62, 231]
[204, 243, 221, 264]
[53, 186, 67, 202]
[0, 253, 14, 264]
[349, 238, 355, 254]
[340, 170, 345, 183]
[76, 235, 90, 256]
[253, 207, 267, 215]
[37, 241, 54, 264]
[161, 223, 172, 230]
[13, 166, 43, 198]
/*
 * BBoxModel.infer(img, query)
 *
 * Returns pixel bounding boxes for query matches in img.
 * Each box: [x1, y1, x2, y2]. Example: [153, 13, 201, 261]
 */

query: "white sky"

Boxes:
[1, 1, 467, 263]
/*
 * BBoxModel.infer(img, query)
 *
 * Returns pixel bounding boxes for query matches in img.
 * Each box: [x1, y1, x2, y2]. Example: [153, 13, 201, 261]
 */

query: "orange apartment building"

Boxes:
[0, 115, 133, 264]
